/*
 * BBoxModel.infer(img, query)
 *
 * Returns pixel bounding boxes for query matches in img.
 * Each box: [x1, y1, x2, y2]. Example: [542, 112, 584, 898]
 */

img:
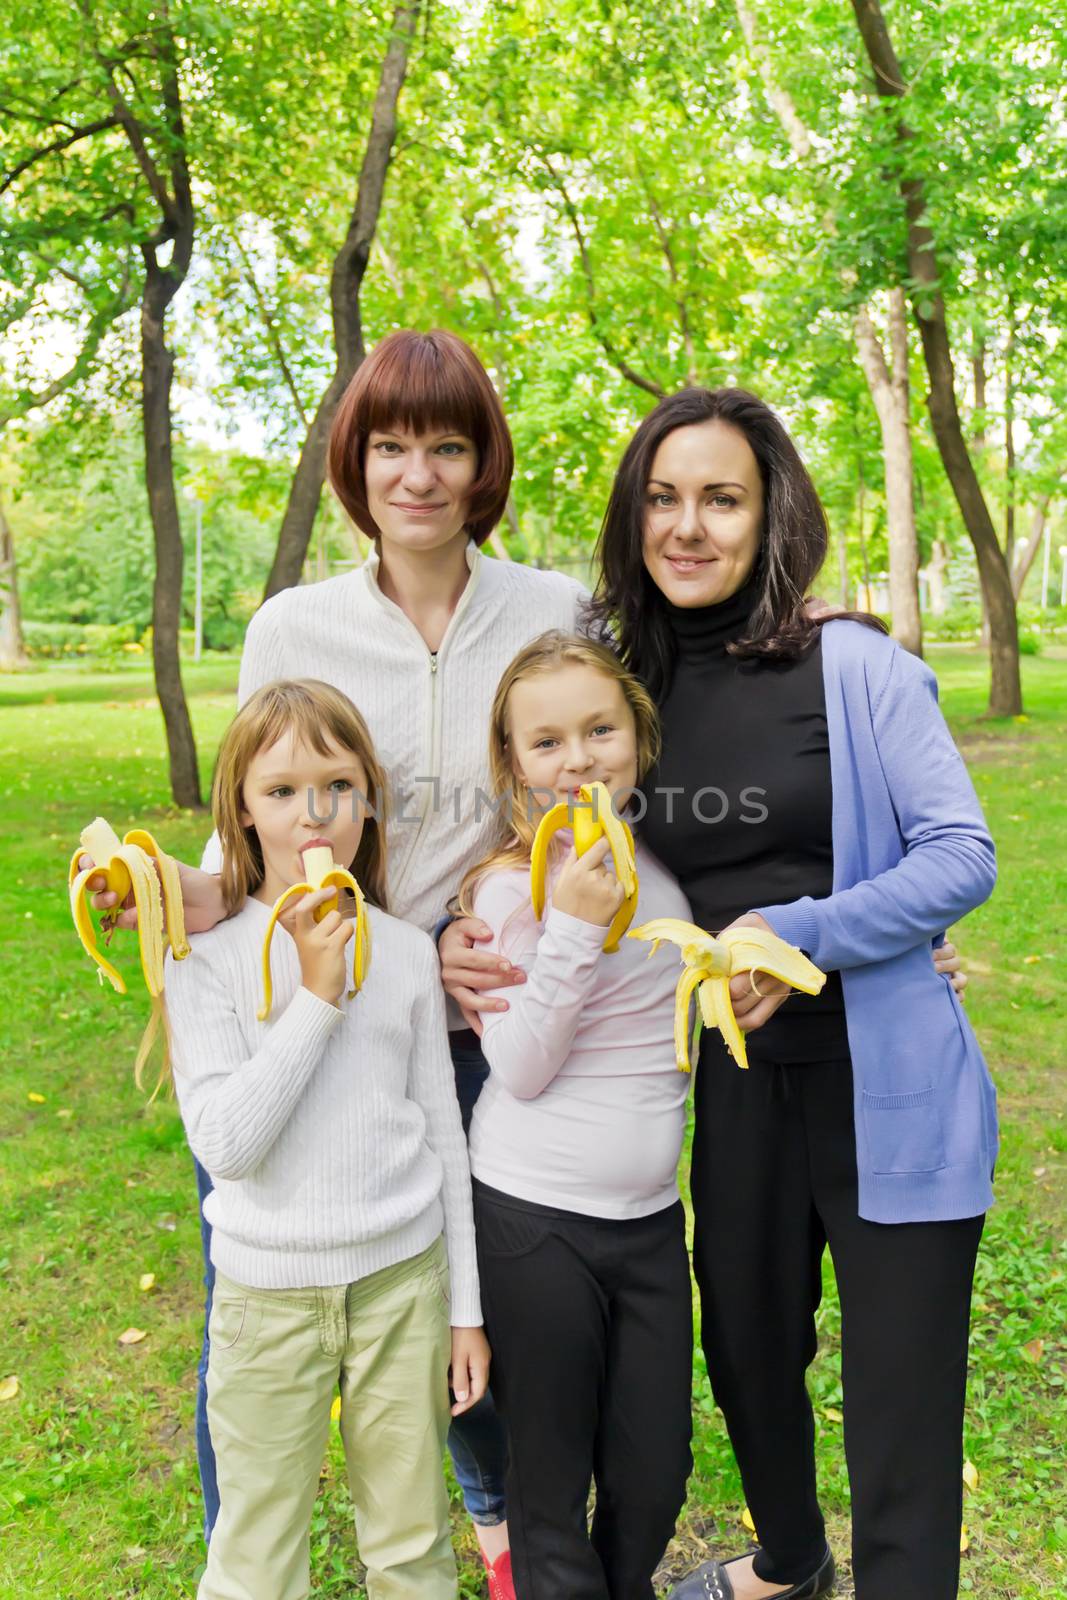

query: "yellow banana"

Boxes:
[258, 844, 371, 1021]
[68, 816, 190, 997]
[529, 780, 638, 952]
[627, 917, 826, 1071]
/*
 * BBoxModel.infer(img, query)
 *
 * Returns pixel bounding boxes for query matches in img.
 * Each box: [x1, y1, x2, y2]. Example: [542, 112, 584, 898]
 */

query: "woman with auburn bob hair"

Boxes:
[81, 328, 586, 1599]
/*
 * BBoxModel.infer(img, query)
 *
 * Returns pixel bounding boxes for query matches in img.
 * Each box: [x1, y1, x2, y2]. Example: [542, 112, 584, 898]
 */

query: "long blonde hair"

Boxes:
[140, 678, 388, 1096]
[453, 632, 659, 917]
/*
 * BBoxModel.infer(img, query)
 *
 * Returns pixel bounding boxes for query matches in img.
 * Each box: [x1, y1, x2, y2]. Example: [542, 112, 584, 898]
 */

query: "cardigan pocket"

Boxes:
[862, 1085, 946, 1175]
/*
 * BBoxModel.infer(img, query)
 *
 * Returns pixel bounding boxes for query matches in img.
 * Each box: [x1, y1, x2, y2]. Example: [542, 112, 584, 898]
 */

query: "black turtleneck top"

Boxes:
[640, 580, 848, 1063]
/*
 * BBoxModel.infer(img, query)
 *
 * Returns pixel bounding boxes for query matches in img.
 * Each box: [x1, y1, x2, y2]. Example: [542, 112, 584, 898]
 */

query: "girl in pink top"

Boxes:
[454, 632, 695, 1600]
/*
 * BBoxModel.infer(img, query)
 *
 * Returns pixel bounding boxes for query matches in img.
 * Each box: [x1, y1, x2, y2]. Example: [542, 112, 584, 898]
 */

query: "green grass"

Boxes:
[1, 648, 1064, 1597]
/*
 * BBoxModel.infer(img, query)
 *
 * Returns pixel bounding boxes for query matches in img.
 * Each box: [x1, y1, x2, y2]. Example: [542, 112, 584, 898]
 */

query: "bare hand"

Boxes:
[439, 917, 526, 1034]
[721, 911, 793, 1033]
[282, 887, 354, 1008]
[933, 940, 968, 1001]
[551, 839, 624, 929]
[79, 855, 227, 936]
[450, 1325, 491, 1417]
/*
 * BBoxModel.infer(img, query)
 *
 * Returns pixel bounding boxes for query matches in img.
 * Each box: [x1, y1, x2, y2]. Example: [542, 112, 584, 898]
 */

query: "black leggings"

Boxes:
[690, 1040, 984, 1600]
[474, 1182, 694, 1600]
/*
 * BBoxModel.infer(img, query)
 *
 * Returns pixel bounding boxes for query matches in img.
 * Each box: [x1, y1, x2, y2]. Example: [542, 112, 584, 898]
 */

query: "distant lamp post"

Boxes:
[183, 487, 204, 662]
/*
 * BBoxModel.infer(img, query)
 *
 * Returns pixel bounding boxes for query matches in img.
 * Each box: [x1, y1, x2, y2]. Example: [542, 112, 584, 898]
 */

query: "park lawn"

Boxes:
[1, 649, 1064, 1599]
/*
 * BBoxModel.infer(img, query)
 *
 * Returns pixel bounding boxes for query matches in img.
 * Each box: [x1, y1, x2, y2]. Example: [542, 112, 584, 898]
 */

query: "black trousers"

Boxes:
[690, 1041, 984, 1600]
[474, 1181, 694, 1600]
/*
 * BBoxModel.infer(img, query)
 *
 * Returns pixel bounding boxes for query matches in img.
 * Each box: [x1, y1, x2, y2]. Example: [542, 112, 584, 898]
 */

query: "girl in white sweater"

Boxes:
[165, 677, 487, 1600]
[454, 633, 696, 1600]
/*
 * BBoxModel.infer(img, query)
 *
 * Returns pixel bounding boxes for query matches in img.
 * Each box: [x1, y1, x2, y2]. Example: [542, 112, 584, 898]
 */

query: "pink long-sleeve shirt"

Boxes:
[469, 839, 694, 1219]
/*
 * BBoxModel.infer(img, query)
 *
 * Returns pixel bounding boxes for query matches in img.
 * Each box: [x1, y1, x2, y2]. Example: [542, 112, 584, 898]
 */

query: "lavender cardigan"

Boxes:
[755, 620, 998, 1224]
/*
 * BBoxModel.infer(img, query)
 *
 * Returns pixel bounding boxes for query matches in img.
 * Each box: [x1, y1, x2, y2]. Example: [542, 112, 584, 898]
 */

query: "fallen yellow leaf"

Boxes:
[960, 1524, 969, 1554]
[27, 1092, 45, 1104]
[963, 1460, 979, 1492]
[1022, 1338, 1045, 1364]
[330, 1395, 342, 1422]
[56, 1108, 73, 1120]
[1023, 954, 1042, 965]
[741, 1506, 756, 1533]
[0, 1375, 18, 1402]
[118, 1327, 147, 1346]
[139, 1273, 156, 1293]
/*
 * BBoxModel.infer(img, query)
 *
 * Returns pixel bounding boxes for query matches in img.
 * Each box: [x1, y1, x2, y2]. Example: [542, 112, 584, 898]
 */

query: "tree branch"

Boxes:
[0, 114, 121, 194]
[538, 151, 665, 400]
[232, 233, 308, 429]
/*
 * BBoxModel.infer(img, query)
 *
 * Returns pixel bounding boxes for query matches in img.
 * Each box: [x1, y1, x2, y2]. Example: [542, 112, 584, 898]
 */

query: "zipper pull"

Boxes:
[429, 651, 438, 675]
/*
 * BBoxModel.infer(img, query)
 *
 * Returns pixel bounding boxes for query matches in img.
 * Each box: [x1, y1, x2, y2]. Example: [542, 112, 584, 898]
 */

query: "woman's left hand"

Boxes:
[720, 912, 794, 1033]
[932, 940, 968, 1001]
[449, 1326, 491, 1417]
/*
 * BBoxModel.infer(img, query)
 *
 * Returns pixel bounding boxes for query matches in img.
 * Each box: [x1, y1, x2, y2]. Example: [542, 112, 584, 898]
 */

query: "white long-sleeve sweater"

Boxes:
[201, 543, 586, 936]
[165, 899, 481, 1325]
[469, 838, 695, 1219]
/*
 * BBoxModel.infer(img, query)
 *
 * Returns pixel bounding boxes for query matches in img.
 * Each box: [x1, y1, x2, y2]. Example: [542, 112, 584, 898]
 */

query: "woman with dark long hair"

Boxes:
[595, 387, 996, 1600]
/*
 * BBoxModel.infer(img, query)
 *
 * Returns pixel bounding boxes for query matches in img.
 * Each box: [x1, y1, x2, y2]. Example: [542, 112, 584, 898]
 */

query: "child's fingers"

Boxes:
[575, 838, 610, 870]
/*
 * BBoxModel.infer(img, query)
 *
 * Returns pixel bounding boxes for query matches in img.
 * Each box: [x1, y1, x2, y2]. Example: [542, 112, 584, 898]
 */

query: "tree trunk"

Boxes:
[142, 262, 201, 806]
[854, 293, 923, 654]
[0, 493, 29, 668]
[850, 0, 1022, 715]
[927, 538, 949, 615]
[262, 1, 420, 601]
[1004, 306, 1016, 569]
[1013, 478, 1062, 599]
[972, 342, 987, 447]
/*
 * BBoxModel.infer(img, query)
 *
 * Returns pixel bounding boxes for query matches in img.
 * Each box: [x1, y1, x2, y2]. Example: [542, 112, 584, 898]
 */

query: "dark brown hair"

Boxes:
[586, 386, 884, 698]
[326, 329, 514, 545]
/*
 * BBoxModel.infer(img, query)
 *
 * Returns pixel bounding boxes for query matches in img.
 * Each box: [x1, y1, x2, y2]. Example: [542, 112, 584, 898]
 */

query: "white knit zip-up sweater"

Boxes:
[165, 899, 482, 1325]
[202, 544, 586, 934]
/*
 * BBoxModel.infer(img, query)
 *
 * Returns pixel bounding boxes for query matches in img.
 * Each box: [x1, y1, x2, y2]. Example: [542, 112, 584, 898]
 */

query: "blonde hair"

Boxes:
[453, 632, 659, 918]
[139, 678, 389, 1096]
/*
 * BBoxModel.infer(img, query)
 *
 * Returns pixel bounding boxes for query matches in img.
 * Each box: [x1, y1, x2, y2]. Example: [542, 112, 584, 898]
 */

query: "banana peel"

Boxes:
[69, 816, 189, 996]
[529, 780, 637, 952]
[627, 917, 826, 1071]
[259, 845, 371, 1021]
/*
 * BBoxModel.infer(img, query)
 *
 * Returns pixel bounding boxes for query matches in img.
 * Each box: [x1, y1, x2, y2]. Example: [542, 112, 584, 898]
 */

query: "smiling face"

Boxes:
[363, 423, 478, 557]
[642, 419, 764, 608]
[506, 663, 639, 813]
[239, 728, 369, 905]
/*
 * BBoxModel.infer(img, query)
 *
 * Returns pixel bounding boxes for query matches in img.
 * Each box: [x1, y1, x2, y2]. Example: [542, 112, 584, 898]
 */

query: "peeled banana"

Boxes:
[69, 816, 190, 996]
[627, 917, 826, 1071]
[530, 780, 638, 952]
[258, 845, 371, 1021]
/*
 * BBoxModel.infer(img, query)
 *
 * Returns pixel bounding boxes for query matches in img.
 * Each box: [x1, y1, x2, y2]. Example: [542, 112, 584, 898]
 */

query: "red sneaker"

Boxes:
[482, 1547, 516, 1600]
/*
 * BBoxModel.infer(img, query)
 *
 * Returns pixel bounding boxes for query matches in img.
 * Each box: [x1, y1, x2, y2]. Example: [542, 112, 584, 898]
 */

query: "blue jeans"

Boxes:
[191, 1032, 508, 1540]
[447, 1038, 509, 1526]
[193, 1155, 220, 1542]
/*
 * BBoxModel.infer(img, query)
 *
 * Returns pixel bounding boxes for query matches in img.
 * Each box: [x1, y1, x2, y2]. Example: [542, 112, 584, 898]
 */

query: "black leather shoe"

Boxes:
[666, 1544, 835, 1600]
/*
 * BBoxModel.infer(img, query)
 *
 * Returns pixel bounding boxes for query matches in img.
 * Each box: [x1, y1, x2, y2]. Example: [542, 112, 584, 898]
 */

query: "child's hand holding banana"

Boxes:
[281, 888, 356, 1010]
[551, 837, 627, 929]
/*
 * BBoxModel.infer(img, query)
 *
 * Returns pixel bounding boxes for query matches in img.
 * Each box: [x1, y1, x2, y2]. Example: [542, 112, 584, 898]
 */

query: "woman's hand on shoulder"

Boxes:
[551, 839, 624, 929]
[438, 917, 527, 1035]
[720, 911, 794, 1033]
[450, 1325, 490, 1416]
[78, 856, 227, 936]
